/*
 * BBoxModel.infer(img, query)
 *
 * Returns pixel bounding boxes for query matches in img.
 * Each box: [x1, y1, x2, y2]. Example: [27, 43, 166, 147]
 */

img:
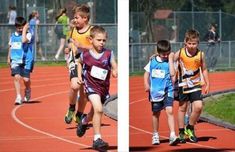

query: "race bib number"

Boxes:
[90, 66, 108, 80]
[152, 69, 165, 78]
[11, 42, 22, 49]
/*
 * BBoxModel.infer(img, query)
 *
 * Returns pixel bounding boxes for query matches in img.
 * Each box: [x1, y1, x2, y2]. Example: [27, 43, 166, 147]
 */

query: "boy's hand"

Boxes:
[112, 70, 118, 78]
[144, 84, 150, 92]
[77, 76, 84, 85]
[204, 84, 209, 95]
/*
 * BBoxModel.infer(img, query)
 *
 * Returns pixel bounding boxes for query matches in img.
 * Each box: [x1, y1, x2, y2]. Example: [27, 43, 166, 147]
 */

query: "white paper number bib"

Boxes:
[152, 69, 165, 78]
[90, 65, 108, 80]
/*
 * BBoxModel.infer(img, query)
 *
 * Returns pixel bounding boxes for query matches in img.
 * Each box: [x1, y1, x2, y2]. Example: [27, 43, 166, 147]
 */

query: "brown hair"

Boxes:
[157, 40, 171, 54]
[73, 4, 90, 21]
[90, 25, 107, 38]
[55, 8, 67, 21]
[184, 29, 200, 42]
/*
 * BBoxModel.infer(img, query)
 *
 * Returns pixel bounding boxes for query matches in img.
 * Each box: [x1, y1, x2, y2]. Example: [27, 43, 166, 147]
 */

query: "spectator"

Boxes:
[54, 8, 69, 60]
[204, 23, 220, 70]
[29, 11, 46, 61]
[7, 5, 17, 25]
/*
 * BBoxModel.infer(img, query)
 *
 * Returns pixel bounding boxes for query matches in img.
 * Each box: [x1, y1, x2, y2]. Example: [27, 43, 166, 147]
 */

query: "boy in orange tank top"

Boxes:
[174, 29, 210, 143]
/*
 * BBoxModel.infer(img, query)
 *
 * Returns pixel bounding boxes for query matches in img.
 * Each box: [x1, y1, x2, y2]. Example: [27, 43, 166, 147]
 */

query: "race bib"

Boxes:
[152, 69, 165, 78]
[11, 42, 22, 49]
[90, 65, 108, 80]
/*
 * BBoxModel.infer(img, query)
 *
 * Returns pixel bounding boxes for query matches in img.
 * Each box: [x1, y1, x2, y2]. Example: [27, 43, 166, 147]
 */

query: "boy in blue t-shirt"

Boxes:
[144, 40, 179, 146]
[7, 16, 34, 105]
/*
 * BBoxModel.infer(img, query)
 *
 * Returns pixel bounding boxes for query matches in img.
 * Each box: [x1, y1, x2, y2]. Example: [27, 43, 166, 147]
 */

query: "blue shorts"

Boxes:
[151, 97, 174, 112]
[11, 64, 31, 78]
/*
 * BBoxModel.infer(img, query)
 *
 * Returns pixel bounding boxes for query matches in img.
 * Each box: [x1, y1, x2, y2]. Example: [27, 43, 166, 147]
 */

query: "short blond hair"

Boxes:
[90, 25, 107, 38]
[73, 4, 90, 21]
[184, 29, 200, 42]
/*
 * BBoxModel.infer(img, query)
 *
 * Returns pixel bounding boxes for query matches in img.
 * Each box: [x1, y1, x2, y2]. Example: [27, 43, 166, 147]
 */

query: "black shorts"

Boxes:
[178, 88, 203, 103]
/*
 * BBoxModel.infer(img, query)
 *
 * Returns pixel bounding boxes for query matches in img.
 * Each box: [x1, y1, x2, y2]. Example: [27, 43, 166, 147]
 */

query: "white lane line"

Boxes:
[11, 91, 90, 148]
[130, 98, 218, 149]
[130, 125, 217, 149]
[0, 82, 67, 92]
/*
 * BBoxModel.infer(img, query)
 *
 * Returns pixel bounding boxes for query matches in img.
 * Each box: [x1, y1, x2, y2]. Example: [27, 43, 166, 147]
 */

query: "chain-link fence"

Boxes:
[130, 11, 235, 43]
[0, 24, 117, 62]
[129, 41, 235, 73]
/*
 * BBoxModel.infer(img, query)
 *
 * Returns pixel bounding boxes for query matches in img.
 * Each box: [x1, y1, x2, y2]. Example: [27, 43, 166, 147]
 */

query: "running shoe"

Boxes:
[76, 114, 88, 137]
[178, 131, 186, 143]
[152, 133, 160, 145]
[169, 136, 179, 146]
[185, 127, 198, 143]
[24, 89, 31, 102]
[15, 96, 22, 105]
[73, 113, 81, 123]
[92, 138, 109, 152]
[64, 109, 75, 124]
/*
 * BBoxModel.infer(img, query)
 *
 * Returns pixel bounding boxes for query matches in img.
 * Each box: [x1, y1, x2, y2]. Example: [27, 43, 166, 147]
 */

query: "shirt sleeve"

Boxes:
[26, 32, 32, 43]
[144, 61, 150, 72]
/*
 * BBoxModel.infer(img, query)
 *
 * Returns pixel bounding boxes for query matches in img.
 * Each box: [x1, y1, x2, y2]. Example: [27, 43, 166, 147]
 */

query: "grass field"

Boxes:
[0, 61, 67, 68]
[203, 93, 235, 125]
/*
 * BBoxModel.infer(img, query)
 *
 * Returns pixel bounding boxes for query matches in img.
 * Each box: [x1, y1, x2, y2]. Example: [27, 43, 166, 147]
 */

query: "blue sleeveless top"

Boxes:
[149, 57, 173, 102]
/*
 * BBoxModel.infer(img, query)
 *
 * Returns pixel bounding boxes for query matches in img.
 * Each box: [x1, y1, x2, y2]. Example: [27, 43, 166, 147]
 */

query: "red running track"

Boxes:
[0, 66, 117, 152]
[130, 72, 235, 152]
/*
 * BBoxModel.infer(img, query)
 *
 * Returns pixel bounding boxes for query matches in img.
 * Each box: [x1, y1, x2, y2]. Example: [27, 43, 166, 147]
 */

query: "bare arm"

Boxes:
[111, 57, 118, 78]
[201, 52, 210, 94]
[22, 23, 29, 43]
[7, 47, 11, 66]
[168, 52, 175, 84]
[77, 58, 83, 85]
[144, 71, 150, 92]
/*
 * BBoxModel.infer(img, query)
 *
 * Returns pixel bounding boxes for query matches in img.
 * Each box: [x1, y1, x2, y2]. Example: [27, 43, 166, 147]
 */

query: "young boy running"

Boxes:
[64, 4, 93, 124]
[174, 29, 210, 143]
[76, 25, 117, 151]
[7, 16, 34, 105]
[144, 40, 179, 146]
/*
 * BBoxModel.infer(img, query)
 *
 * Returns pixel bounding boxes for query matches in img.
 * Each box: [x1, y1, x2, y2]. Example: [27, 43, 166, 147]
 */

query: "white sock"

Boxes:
[82, 116, 88, 125]
[17, 94, 21, 99]
[153, 131, 159, 136]
[94, 134, 101, 141]
[170, 132, 176, 138]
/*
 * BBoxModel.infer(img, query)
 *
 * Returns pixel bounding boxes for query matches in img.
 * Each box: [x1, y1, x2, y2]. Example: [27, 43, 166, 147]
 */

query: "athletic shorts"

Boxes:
[11, 64, 31, 78]
[151, 97, 174, 112]
[178, 88, 203, 103]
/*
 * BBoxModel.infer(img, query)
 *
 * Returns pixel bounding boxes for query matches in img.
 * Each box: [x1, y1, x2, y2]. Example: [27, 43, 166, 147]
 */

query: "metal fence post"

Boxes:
[229, 41, 231, 68]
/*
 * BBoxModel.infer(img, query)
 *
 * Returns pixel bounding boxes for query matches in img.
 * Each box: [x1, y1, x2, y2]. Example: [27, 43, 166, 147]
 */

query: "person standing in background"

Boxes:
[204, 23, 220, 71]
[7, 5, 17, 25]
[29, 11, 46, 61]
[54, 8, 69, 60]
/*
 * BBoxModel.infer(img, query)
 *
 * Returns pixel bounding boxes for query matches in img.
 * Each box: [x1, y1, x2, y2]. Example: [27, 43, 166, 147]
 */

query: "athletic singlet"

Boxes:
[148, 56, 173, 102]
[70, 25, 92, 51]
[178, 47, 203, 94]
[81, 48, 112, 99]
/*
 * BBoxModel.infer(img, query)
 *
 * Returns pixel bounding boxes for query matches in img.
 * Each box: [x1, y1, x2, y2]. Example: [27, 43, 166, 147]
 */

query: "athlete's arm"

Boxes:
[77, 55, 83, 85]
[111, 51, 118, 78]
[168, 52, 175, 84]
[144, 71, 150, 92]
[201, 52, 210, 94]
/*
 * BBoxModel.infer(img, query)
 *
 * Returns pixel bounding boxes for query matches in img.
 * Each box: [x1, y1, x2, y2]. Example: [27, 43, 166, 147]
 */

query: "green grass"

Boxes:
[203, 93, 235, 124]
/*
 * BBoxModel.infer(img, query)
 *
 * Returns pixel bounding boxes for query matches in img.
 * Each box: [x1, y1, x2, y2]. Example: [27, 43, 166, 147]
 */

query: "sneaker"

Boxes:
[76, 114, 88, 137]
[169, 136, 179, 146]
[73, 113, 81, 123]
[92, 138, 109, 152]
[64, 109, 75, 124]
[15, 96, 22, 105]
[24, 89, 31, 102]
[185, 128, 198, 143]
[152, 133, 160, 145]
[178, 131, 186, 143]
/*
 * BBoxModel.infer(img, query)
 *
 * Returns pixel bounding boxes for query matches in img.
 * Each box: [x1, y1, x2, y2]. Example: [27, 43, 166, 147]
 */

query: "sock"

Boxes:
[76, 111, 83, 117]
[82, 116, 88, 125]
[170, 132, 176, 138]
[69, 104, 75, 111]
[94, 134, 101, 141]
[186, 124, 194, 130]
[17, 94, 21, 99]
[153, 131, 159, 136]
[179, 128, 185, 133]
